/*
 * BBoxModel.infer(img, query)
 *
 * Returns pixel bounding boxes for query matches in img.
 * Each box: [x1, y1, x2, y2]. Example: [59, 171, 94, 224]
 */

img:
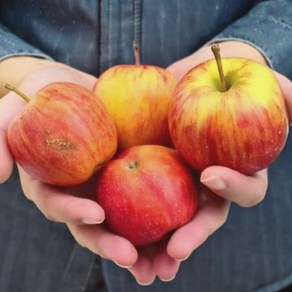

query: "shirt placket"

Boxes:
[98, 0, 142, 74]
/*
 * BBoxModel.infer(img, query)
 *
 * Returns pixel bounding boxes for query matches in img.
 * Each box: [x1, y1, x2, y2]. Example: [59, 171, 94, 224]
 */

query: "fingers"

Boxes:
[165, 165, 267, 266]
[69, 224, 157, 286]
[67, 223, 138, 268]
[69, 223, 177, 286]
[167, 191, 230, 260]
[200, 166, 268, 207]
[18, 166, 105, 224]
[0, 90, 28, 183]
[129, 243, 181, 285]
[152, 246, 180, 282]
[128, 252, 156, 286]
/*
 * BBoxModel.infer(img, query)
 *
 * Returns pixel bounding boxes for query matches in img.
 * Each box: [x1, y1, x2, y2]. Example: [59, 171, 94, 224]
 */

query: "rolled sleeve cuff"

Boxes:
[210, 3, 292, 79]
[0, 24, 53, 62]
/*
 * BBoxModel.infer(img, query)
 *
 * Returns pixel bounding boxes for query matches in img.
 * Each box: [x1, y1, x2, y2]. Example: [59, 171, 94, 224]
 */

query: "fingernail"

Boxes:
[136, 278, 155, 286]
[114, 261, 133, 269]
[159, 274, 176, 282]
[81, 217, 105, 225]
[200, 176, 226, 190]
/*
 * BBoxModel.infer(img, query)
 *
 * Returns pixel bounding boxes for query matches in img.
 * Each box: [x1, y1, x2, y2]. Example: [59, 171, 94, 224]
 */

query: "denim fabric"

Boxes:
[0, 24, 52, 61]
[214, 0, 292, 79]
[1, 0, 292, 78]
[0, 1, 291, 292]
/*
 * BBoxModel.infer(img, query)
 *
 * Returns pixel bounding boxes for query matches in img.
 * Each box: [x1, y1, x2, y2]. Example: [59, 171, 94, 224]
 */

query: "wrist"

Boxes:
[0, 56, 58, 96]
[204, 41, 268, 65]
[168, 40, 268, 80]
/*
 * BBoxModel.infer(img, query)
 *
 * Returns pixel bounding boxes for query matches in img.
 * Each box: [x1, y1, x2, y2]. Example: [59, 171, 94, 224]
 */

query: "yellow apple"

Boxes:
[93, 45, 177, 150]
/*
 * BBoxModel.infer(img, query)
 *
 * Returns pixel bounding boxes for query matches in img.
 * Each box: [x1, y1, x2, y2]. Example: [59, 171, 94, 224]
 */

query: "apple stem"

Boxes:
[4, 83, 31, 102]
[133, 41, 141, 65]
[211, 44, 227, 92]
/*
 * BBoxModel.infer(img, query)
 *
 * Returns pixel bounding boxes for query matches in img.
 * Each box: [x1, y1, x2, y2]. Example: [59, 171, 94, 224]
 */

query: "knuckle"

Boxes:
[240, 190, 266, 207]
[66, 224, 86, 248]
[75, 238, 87, 249]
[43, 212, 58, 222]
[239, 177, 268, 207]
[20, 180, 33, 201]
[218, 211, 228, 227]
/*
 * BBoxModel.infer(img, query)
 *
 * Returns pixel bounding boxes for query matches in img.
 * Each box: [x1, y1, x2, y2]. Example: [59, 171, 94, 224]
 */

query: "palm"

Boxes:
[20, 162, 230, 284]
[58, 180, 230, 284]
[127, 187, 230, 283]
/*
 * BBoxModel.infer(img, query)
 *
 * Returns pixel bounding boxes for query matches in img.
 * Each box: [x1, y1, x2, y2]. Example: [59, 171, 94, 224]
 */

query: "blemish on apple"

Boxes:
[46, 138, 72, 150]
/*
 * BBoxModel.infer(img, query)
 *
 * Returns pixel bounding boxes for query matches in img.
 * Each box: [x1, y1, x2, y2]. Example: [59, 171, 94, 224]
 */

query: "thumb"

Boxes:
[0, 90, 27, 182]
[200, 166, 268, 207]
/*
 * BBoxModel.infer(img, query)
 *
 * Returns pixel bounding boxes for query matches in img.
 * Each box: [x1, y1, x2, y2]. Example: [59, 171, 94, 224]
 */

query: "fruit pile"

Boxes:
[6, 44, 289, 247]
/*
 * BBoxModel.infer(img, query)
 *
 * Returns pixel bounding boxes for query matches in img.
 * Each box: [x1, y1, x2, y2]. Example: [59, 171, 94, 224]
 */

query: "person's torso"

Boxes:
[0, 0, 257, 76]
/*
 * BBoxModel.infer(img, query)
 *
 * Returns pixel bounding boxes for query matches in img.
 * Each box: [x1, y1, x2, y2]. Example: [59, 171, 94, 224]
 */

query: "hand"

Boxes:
[0, 59, 139, 282]
[139, 40, 292, 285]
[114, 41, 292, 284]
[0, 57, 97, 182]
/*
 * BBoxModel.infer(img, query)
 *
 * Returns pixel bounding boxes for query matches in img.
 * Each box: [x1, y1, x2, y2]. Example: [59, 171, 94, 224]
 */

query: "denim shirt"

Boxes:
[0, 1, 292, 292]
[0, 0, 291, 79]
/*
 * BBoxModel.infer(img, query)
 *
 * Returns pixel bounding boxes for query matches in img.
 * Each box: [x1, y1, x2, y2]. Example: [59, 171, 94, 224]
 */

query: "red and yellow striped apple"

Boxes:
[7, 82, 118, 186]
[168, 45, 289, 174]
[93, 45, 177, 150]
[96, 145, 199, 246]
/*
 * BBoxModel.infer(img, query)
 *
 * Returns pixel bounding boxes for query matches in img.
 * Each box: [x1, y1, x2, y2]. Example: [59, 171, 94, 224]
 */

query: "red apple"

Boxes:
[96, 145, 199, 246]
[7, 82, 118, 186]
[93, 44, 177, 150]
[168, 45, 289, 174]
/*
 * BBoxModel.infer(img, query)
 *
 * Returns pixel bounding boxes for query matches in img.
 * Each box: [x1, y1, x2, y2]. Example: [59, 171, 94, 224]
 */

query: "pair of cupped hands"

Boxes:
[0, 41, 291, 285]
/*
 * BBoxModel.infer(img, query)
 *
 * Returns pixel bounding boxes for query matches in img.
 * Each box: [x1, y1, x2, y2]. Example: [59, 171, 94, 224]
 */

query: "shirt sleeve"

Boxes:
[212, 0, 292, 79]
[0, 23, 53, 62]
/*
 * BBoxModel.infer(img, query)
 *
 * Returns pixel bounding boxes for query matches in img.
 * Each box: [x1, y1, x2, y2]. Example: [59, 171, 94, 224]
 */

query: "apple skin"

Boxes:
[93, 65, 177, 150]
[168, 58, 289, 174]
[8, 82, 118, 186]
[96, 145, 199, 247]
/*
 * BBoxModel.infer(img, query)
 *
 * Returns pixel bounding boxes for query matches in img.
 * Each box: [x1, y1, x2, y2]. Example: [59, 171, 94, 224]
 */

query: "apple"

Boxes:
[6, 82, 118, 186]
[168, 44, 289, 174]
[96, 145, 199, 246]
[93, 43, 177, 150]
